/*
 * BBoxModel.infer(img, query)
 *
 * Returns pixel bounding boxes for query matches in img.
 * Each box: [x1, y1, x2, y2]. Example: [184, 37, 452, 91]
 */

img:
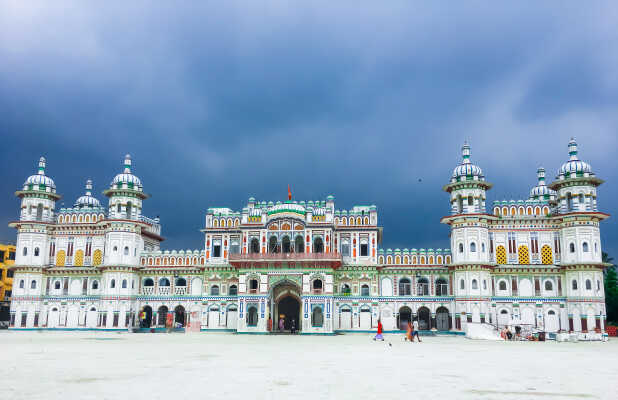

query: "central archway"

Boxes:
[271, 280, 302, 333]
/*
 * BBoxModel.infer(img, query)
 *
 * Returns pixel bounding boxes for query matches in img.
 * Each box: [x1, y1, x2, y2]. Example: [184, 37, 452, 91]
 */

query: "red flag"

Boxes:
[288, 184, 292, 201]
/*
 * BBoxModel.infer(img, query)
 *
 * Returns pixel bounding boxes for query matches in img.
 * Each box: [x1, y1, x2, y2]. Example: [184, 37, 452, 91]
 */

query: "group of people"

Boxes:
[373, 319, 422, 342]
[278, 317, 297, 334]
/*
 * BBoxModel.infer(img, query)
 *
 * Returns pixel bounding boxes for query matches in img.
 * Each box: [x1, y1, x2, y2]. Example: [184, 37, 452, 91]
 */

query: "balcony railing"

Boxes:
[158, 287, 170, 296]
[229, 252, 342, 261]
[142, 287, 154, 295]
[174, 286, 187, 295]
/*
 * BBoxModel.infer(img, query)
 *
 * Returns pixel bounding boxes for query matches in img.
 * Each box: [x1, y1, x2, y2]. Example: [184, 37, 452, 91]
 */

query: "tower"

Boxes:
[103, 154, 148, 266]
[14, 157, 60, 266]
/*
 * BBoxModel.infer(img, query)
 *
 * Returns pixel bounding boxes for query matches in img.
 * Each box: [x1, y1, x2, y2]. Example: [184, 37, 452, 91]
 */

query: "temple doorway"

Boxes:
[271, 280, 302, 333]
[276, 296, 300, 332]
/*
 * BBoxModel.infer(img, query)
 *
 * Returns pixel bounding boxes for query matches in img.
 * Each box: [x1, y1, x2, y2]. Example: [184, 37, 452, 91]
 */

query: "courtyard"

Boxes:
[1, 331, 617, 400]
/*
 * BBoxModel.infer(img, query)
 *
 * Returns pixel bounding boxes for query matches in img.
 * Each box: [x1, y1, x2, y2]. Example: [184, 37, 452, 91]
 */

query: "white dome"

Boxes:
[110, 154, 142, 190]
[75, 179, 101, 208]
[558, 138, 594, 178]
[529, 167, 556, 200]
[450, 143, 485, 182]
[23, 157, 56, 190]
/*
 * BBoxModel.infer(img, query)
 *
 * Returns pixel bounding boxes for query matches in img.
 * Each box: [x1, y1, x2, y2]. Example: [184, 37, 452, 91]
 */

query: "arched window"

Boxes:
[281, 236, 291, 253]
[467, 195, 473, 206]
[159, 278, 170, 287]
[582, 242, 589, 252]
[544, 281, 553, 291]
[143, 278, 154, 287]
[436, 278, 448, 296]
[113, 246, 118, 252]
[126, 201, 132, 218]
[249, 279, 258, 293]
[361, 284, 370, 296]
[124, 246, 129, 255]
[22, 247, 27, 256]
[110, 279, 116, 289]
[341, 283, 351, 295]
[417, 277, 429, 296]
[117, 203, 121, 214]
[34, 247, 40, 257]
[572, 280, 578, 290]
[483, 280, 487, 290]
[481, 243, 486, 253]
[295, 236, 304, 253]
[250, 238, 260, 254]
[19, 280, 24, 288]
[399, 278, 411, 296]
[91, 280, 99, 290]
[313, 237, 324, 253]
[211, 285, 220, 295]
[499, 280, 507, 291]
[229, 285, 238, 295]
[36, 203, 43, 220]
[312, 279, 323, 294]
[569, 243, 575, 253]
[176, 277, 187, 286]
[268, 236, 278, 253]
[122, 279, 127, 289]
[471, 279, 478, 290]
[54, 281, 61, 290]
[470, 242, 476, 252]
[458, 243, 464, 253]
[585, 279, 592, 290]
[460, 279, 465, 290]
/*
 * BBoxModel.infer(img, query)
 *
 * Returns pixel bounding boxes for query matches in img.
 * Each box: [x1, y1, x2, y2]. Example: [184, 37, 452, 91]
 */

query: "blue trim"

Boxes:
[235, 331, 270, 335]
[9, 328, 127, 331]
[134, 327, 185, 333]
[199, 328, 236, 332]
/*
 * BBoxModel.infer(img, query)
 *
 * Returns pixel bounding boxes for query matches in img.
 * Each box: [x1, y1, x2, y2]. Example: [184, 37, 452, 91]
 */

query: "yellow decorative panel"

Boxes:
[93, 249, 103, 266]
[56, 250, 66, 267]
[74, 250, 84, 266]
[541, 245, 553, 265]
[518, 245, 530, 265]
[496, 246, 507, 264]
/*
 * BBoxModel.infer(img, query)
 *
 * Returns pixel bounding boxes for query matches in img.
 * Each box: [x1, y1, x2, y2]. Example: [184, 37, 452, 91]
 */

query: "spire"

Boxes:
[288, 184, 292, 201]
[568, 137, 578, 161]
[123, 154, 132, 173]
[85, 179, 93, 196]
[38, 156, 46, 175]
[537, 167, 546, 185]
[462, 142, 471, 164]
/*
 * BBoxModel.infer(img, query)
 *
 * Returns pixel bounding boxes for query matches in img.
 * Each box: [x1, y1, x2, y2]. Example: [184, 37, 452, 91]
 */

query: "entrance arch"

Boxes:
[271, 280, 302, 333]
[157, 306, 168, 326]
[141, 306, 153, 328]
[398, 306, 412, 330]
[417, 307, 431, 330]
[174, 305, 186, 327]
[436, 306, 450, 331]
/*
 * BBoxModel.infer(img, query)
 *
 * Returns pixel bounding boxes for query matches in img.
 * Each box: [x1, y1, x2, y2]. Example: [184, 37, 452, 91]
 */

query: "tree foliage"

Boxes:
[603, 252, 618, 324]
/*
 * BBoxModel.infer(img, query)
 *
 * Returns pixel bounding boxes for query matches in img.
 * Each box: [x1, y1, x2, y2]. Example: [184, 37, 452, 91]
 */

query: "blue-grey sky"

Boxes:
[1, 2, 617, 255]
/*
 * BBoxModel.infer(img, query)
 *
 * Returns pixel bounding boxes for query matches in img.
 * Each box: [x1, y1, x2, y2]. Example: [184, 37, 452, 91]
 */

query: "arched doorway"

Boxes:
[339, 306, 352, 330]
[174, 305, 186, 327]
[271, 280, 302, 333]
[157, 306, 168, 326]
[417, 307, 430, 330]
[359, 306, 372, 329]
[398, 306, 411, 330]
[226, 305, 238, 329]
[141, 306, 152, 328]
[48, 307, 60, 328]
[87, 307, 98, 328]
[208, 305, 220, 328]
[436, 307, 450, 331]
[545, 309, 559, 332]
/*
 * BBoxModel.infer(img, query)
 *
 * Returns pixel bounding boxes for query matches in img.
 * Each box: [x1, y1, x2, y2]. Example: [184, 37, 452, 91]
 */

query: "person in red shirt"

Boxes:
[373, 319, 384, 341]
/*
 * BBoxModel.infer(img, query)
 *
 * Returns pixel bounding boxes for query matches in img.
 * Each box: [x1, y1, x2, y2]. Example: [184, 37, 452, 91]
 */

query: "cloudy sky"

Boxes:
[1, 2, 617, 255]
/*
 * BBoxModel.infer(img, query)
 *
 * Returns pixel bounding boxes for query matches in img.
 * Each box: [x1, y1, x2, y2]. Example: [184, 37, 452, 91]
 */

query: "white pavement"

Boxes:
[1, 331, 617, 400]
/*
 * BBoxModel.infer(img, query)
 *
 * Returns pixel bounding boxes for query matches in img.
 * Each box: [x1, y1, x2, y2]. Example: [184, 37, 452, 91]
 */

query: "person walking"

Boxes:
[412, 318, 421, 342]
[405, 321, 413, 342]
[291, 319, 296, 334]
[373, 319, 385, 341]
[278, 317, 285, 332]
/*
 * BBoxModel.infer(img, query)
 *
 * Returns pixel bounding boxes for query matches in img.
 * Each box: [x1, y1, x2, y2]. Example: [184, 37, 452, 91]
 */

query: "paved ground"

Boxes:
[1, 331, 617, 400]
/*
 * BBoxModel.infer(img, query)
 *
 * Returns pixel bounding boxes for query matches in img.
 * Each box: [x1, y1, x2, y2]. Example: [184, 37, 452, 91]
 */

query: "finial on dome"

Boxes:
[38, 157, 46, 175]
[462, 142, 471, 164]
[568, 137, 578, 160]
[123, 154, 132, 173]
[537, 167, 546, 184]
[85, 179, 93, 195]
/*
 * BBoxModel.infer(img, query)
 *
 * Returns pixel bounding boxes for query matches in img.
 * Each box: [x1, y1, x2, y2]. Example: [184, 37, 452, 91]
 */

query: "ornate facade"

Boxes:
[7, 139, 610, 334]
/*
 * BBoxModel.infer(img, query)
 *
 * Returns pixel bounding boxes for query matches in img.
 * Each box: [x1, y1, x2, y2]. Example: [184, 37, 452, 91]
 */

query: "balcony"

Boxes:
[229, 252, 342, 268]
[174, 286, 187, 295]
[142, 287, 154, 295]
[158, 287, 170, 296]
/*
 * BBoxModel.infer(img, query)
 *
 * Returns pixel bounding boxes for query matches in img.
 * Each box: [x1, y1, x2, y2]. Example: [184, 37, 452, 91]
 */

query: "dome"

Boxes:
[75, 179, 101, 208]
[111, 154, 142, 190]
[558, 138, 593, 178]
[529, 167, 556, 200]
[24, 157, 56, 191]
[450, 143, 485, 183]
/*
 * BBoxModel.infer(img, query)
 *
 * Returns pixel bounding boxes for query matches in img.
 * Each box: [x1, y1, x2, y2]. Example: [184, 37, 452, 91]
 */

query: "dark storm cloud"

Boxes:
[1, 1, 617, 255]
